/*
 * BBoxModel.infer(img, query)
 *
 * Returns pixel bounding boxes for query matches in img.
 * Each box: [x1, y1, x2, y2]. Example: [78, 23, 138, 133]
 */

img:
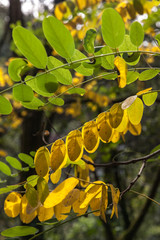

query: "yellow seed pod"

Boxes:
[82, 121, 99, 153]
[114, 56, 127, 88]
[4, 192, 22, 218]
[20, 194, 37, 224]
[109, 103, 124, 128]
[34, 147, 50, 177]
[50, 139, 66, 171]
[37, 205, 54, 222]
[96, 112, 113, 143]
[127, 97, 144, 125]
[66, 129, 83, 162]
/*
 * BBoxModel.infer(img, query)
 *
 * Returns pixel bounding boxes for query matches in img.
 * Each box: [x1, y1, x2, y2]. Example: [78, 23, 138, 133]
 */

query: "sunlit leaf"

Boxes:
[54, 202, 71, 221]
[0, 95, 12, 115]
[50, 139, 67, 171]
[142, 92, 158, 106]
[68, 88, 86, 96]
[127, 71, 139, 84]
[26, 184, 38, 208]
[127, 97, 144, 125]
[4, 192, 22, 218]
[82, 154, 95, 172]
[8, 58, 27, 82]
[1, 226, 38, 238]
[63, 189, 80, 207]
[20, 194, 37, 224]
[100, 185, 108, 223]
[82, 121, 99, 153]
[43, 16, 75, 59]
[34, 147, 50, 177]
[44, 177, 79, 208]
[136, 87, 152, 96]
[114, 56, 127, 88]
[47, 56, 72, 85]
[139, 69, 159, 81]
[116, 109, 129, 133]
[130, 21, 144, 47]
[72, 190, 88, 215]
[110, 185, 120, 218]
[13, 84, 34, 102]
[36, 73, 58, 95]
[0, 185, 20, 194]
[26, 175, 38, 187]
[66, 130, 83, 162]
[50, 169, 62, 184]
[48, 97, 64, 106]
[21, 96, 44, 110]
[90, 197, 101, 216]
[96, 112, 113, 143]
[6, 156, 22, 170]
[13, 26, 47, 69]
[128, 122, 141, 136]
[0, 161, 11, 176]
[101, 46, 114, 70]
[37, 205, 54, 222]
[102, 8, 125, 48]
[84, 28, 97, 54]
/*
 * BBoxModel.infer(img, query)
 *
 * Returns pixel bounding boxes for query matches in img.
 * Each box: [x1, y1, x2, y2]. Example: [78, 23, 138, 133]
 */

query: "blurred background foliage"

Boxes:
[0, 0, 160, 240]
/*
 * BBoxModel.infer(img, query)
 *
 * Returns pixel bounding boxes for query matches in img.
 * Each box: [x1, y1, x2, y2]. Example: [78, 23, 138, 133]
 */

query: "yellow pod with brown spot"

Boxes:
[34, 147, 50, 177]
[82, 121, 99, 153]
[66, 129, 83, 162]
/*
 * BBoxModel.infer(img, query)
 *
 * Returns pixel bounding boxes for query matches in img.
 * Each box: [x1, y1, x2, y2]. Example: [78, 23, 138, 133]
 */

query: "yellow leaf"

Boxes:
[90, 197, 101, 216]
[100, 185, 108, 223]
[136, 87, 152, 96]
[37, 205, 54, 222]
[116, 109, 128, 132]
[76, 0, 87, 10]
[121, 95, 137, 110]
[54, 2, 67, 20]
[50, 139, 67, 171]
[127, 97, 144, 125]
[44, 177, 79, 208]
[109, 185, 120, 219]
[4, 192, 22, 218]
[128, 122, 142, 136]
[72, 190, 88, 216]
[82, 121, 99, 153]
[109, 103, 124, 128]
[66, 129, 83, 162]
[37, 177, 49, 204]
[80, 181, 103, 209]
[34, 147, 50, 177]
[54, 202, 71, 221]
[76, 164, 90, 188]
[62, 189, 80, 207]
[110, 130, 120, 143]
[50, 168, 62, 184]
[82, 154, 95, 172]
[114, 56, 127, 88]
[20, 194, 37, 224]
[96, 112, 113, 143]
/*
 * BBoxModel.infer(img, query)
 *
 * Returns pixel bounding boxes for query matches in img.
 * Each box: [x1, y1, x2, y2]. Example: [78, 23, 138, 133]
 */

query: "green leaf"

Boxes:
[102, 8, 125, 48]
[26, 184, 38, 207]
[130, 21, 144, 47]
[82, 58, 101, 69]
[0, 161, 11, 176]
[63, 63, 81, 69]
[84, 28, 97, 54]
[1, 226, 38, 238]
[43, 16, 75, 59]
[21, 96, 44, 110]
[0, 185, 20, 194]
[71, 49, 93, 76]
[6, 156, 22, 170]
[101, 46, 114, 70]
[142, 92, 158, 106]
[0, 95, 12, 115]
[36, 73, 58, 94]
[68, 88, 86, 96]
[25, 75, 53, 97]
[13, 84, 34, 102]
[30, 151, 36, 157]
[139, 70, 159, 81]
[127, 71, 139, 84]
[103, 73, 117, 80]
[47, 56, 72, 85]
[48, 97, 64, 106]
[155, 34, 160, 46]
[18, 153, 34, 167]
[13, 26, 47, 69]
[8, 58, 27, 82]
[26, 175, 39, 187]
